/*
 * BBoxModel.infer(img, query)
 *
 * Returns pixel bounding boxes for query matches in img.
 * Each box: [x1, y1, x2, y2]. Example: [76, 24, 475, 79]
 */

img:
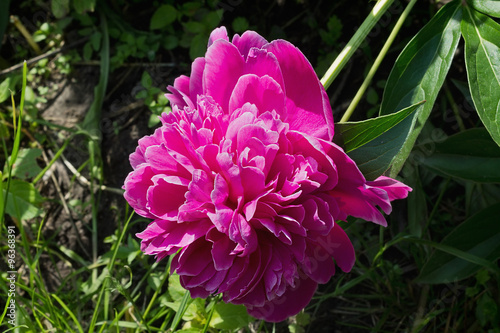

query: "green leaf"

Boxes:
[209, 302, 254, 330]
[3, 179, 44, 220]
[420, 128, 500, 182]
[51, 0, 69, 18]
[0, 75, 20, 104]
[232, 17, 249, 33]
[468, 0, 500, 18]
[163, 35, 178, 50]
[184, 21, 205, 34]
[140, 71, 152, 89]
[73, 0, 96, 14]
[90, 31, 102, 51]
[378, 0, 462, 177]
[150, 4, 177, 30]
[5, 148, 43, 179]
[190, 33, 208, 60]
[0, 77, 12, 103]
[336, 100, 424, 154]
[462, 7, 500, 146]
[476, 293, 498, 326]
[417, 202, 500, 284]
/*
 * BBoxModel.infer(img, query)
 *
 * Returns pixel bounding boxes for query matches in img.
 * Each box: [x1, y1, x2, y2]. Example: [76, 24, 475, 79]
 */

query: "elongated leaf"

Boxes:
[417, 202, 500, 284]
[421, 128, 500, 182]
[336, 101, 424, 154]
[378, 0, 462, 177]
[2, 179, 44, 220]
[462, 7, 500, 146]
[468, 0, 500, 18]
[346, 117, 412, 180]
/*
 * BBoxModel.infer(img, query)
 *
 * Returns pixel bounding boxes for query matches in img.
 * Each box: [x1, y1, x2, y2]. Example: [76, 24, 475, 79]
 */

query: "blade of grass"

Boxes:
[170, 291, 194, 331]
[340, 0, 418, 122]
[320, 0, 396, 90]
[137, 263, 171, 330]
[51, 294, 84, 333]
[82, 9, 109, 302]
[202, 295, 221, 333]
[32, 139, 69, 184]
[88, 211, 135, 333]
[1, 62, 27, 227]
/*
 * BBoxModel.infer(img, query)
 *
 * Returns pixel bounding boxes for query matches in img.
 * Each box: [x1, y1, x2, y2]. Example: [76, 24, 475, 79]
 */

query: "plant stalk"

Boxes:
[340, 0, 418, 122]
[320, 0, 396, 90]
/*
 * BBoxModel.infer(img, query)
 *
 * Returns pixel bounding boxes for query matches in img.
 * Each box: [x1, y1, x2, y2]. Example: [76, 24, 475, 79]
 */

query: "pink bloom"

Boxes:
[123, 27, 411, 322]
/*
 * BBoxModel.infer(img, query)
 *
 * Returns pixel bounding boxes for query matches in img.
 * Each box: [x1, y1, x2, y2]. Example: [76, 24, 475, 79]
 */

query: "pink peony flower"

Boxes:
[123, 27, 411, 322]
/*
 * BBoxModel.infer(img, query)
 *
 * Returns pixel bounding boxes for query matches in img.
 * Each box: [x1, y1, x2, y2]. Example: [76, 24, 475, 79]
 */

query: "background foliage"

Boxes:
[1, 0, 499, 332]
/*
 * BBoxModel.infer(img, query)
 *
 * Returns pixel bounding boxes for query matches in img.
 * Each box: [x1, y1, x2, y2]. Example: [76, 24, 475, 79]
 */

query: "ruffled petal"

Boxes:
[232, 30, 268, 59]
[367, 176, 412, 201]
[263, 40, 334, 140]
[247, 276, 317, 322]
[228, 74, 285, 116]
[204, 39, 245, 113]
[208, 26, 229, 47]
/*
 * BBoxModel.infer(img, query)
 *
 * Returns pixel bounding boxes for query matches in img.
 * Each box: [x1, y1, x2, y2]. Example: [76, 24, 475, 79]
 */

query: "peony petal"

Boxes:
[330, 183, 388, 226]
[324, 223, 355, 273]
[143, 219, 212, 255]
[232, 30, 268, 59]
[144, 144, 191, 179]
[228, 74, 286, 116]
[207, 228, 236, 270]
[165, 75, 191, 108]
[208, 26, 229, 47]
[123, 165, 156, 219]
[204, 39, 245, 113]
[367, 176, 412, 201]
[147, 175, 189, 220]
[263, 40, 334, 140]
[245, 48, 285, 96]
[247, 276, 317, 322]
[189, 57, 206, 101]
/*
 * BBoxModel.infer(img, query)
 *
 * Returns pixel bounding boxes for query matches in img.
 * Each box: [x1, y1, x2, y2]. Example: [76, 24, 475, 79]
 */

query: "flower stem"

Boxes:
[320, 0, 396, 91]
[340, 0, 418, 122]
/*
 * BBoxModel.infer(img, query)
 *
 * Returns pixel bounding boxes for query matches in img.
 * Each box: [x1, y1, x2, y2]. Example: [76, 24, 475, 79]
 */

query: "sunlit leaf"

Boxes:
[378, 0, 462, 177]
[210, 302, 254, 330]
[462, 7, 500, 146]
[336, 101, 423, 154]
[5, 148, 43, 180]
[3, 179, 44, 220]
[468, 0, 500, 18]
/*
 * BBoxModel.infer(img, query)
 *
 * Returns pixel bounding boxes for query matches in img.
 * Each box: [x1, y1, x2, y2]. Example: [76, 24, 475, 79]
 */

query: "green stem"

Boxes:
[320, 0, 396, 90]
[340, 0, 418, 122]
